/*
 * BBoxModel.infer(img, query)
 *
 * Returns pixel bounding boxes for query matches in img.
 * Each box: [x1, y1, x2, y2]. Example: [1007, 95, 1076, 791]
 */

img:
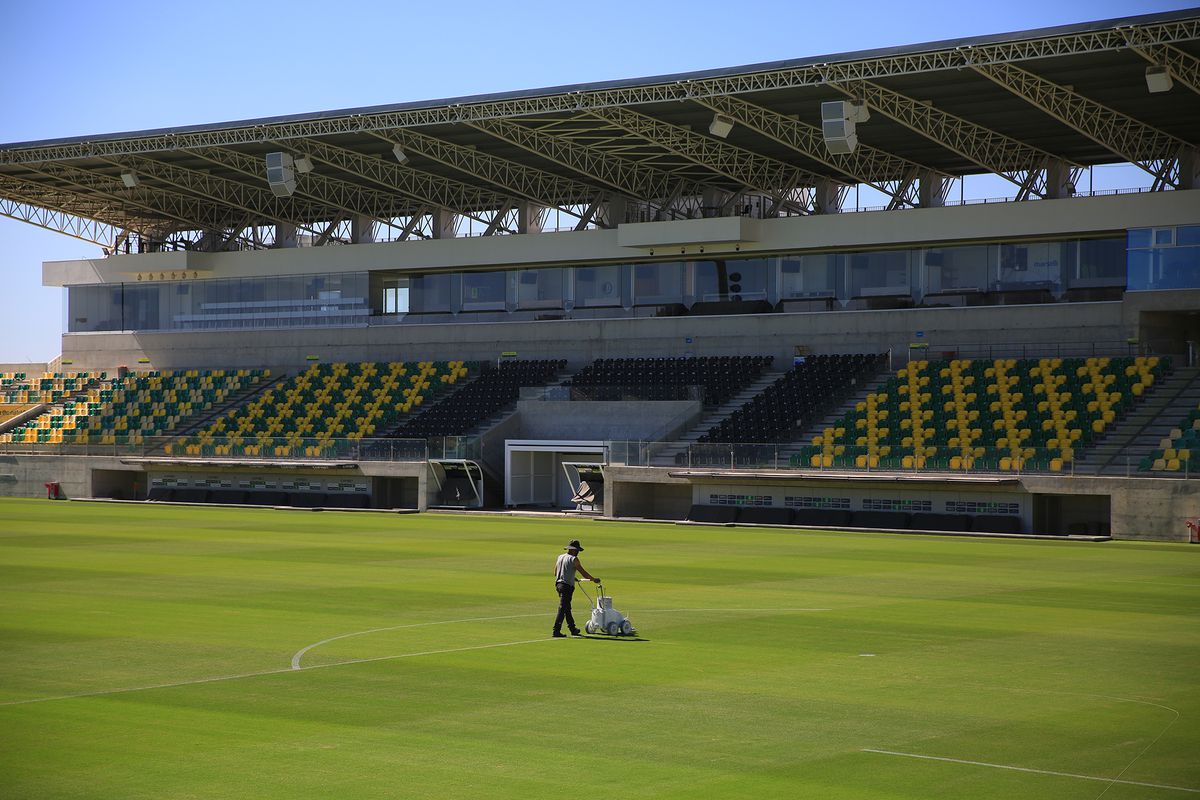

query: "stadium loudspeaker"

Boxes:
[1145, 65, 1173, 93]
[120, 171, 140, 188]
[708, 113, 735, 138]
[265, 152, 297, 197]
[293, 155, 314, 174]
[392, 145, 409, 164]
[821, 100, 869, 155]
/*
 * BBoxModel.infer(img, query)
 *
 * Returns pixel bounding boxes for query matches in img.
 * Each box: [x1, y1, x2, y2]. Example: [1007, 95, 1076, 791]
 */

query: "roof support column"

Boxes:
[275, 222, 298, 248]
[1178, 148, 1199, 190]
[601, 195, 627, 228]
[1045, 159, 1075, 199]
[814, 179, 843, 214]
[351, 214, 376, 244]
[518, 202, 545, 234]
[918, 170, 949, 208]
[431, 208, 456, 239]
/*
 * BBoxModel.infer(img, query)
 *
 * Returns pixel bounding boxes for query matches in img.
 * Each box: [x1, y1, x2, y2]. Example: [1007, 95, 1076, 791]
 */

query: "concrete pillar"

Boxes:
[517, 202, 545, 234]
[918, 170, 948, 208]
[1179, 148, 1199, 190]
[275, 222, 298, 248]
[351, 215, 376, 244]
[814, 179, 843, 214]
[603, 195, 627, 227]
[431, 208, 456, 239]
[1045, 159, 1075, 199]
[701, 187, 729, 218]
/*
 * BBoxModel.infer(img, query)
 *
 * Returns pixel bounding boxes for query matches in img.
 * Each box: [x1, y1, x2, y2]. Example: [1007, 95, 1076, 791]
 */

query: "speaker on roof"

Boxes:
[1145, 65, 1173, 93]
[265, 152, 296, 197]
[821, 100, 870, 155]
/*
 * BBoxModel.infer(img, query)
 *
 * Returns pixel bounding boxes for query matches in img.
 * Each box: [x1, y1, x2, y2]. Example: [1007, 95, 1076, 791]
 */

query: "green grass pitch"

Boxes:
[1, 497, 1197, 799]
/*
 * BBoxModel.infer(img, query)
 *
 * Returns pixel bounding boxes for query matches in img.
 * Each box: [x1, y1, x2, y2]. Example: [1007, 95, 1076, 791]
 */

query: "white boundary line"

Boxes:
[861, 749, 1200, 794]
[290, 608, 830, 668]
[0, 637, 556, 708]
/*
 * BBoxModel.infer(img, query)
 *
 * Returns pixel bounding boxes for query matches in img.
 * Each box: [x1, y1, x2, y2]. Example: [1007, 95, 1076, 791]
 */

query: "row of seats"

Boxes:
[0, 369, 263, 445]
[686, 504, 1024, 533]
[0, 371, 107, 405]
[146, 487, 370, 508]
[699, 354, 885, 444]
[568, 356, 772, 406]
[794, 356, 1165, 472]
[391, 360, 565, 438]
[1142, 397, 1200, 471]
[173, 360, 472, 457]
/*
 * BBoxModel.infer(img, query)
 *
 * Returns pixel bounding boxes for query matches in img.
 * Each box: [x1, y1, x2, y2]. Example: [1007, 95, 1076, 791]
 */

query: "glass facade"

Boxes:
[1127, 225, 1200, 291]
[65, 234, 1137, 334]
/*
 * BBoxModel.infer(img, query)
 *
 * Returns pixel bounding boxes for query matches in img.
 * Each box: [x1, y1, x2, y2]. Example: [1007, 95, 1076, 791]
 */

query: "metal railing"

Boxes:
[607, 441, 1195, 479]
[0, 434, 480, 463]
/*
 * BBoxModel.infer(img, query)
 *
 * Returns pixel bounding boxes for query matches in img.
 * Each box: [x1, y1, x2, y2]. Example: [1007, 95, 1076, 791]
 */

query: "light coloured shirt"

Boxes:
[554, 553, 578, 586]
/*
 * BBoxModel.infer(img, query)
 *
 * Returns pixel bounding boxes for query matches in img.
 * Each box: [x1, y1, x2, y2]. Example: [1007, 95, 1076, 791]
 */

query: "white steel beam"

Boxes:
[2, 17, 1196, 164]
[587, 105, 821, 213]
[693, 94, 945, 208]
[833, 79, 1074, 199]
[971, 61, 1190, 189]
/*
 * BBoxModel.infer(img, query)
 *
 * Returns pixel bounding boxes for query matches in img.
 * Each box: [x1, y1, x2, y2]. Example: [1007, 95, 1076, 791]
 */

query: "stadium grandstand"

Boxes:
[1, 8, 1198, 539]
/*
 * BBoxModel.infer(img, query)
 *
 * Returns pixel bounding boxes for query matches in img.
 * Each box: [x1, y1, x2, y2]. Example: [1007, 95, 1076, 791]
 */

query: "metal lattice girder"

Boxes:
[291, 138, 514, 230]
[693, 95, 944, 208]
[971, 61, 1190, 188]
[833, 79, 1072, 199]
[102, 154, 336, 235]
[468, 117, 714, 212]
[0, 174, 152, 232]
[587, 105, 823, 210]
[18, 161, 241, 234]
[2, 17, 1197, 164]
[372, 129, 612, 224]
[188, 146, 423, 235]
[0, 181, 126, 247]
[1131, 43, 1200, 95]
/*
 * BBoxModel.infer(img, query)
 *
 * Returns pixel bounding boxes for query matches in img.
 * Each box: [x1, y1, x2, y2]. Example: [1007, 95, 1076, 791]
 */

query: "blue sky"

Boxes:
[0, 0, 1185, 363]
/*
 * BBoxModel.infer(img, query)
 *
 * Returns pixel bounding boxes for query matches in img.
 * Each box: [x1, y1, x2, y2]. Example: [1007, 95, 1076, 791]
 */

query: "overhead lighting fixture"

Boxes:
[392, 144, 409, 164]
[708, 113, 735, 139]
[293, 155, 314, 174]
[1145, 65, 1173, 93]
[821, 100, 870, 155]
[265, 152, 296, 197]
[120, 171, 140, 188]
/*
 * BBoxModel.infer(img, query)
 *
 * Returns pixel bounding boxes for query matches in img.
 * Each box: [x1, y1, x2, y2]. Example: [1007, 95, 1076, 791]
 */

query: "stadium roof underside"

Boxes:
[2, 9, 1198, 251]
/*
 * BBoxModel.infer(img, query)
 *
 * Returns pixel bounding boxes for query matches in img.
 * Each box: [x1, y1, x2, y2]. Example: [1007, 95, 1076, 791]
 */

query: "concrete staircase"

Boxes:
[1072, 365, 1200, 476]
[651, 370, 787, 463]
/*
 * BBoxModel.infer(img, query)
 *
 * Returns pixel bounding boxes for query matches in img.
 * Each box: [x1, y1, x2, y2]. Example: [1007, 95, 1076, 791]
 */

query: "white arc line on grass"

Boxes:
[0, 638, 556, 708]
[291, 608, 830, 668]
[861, 749, 1200, 794]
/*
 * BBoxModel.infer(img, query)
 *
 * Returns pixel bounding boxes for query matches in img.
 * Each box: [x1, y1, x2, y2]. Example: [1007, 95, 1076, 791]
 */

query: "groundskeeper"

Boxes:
[553, 539, 599, 637]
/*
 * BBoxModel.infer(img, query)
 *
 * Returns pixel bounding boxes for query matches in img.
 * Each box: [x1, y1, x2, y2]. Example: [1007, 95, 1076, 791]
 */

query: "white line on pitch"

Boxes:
[0, 637, 555, 708]
[862, 749, 1200, 794]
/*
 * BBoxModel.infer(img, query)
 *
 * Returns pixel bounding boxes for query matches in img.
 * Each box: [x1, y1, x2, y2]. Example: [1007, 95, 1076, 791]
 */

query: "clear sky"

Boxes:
[0, 0, 1186, 364]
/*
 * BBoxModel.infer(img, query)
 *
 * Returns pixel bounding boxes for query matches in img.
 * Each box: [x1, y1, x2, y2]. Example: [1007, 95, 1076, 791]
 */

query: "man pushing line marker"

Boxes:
[552, 539, 599, 638]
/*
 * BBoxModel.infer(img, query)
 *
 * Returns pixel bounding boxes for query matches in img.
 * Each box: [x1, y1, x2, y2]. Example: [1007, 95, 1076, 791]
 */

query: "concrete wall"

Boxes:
[44, 191, 1198, 286]
[512, 400, 700, 441]
[0, 362, 48, 374]
[0, 454, 139, 499]
[59, 299, 1134, 373]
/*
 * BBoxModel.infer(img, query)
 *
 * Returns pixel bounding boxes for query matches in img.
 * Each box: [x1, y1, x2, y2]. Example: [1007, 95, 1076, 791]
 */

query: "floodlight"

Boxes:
[708, 113, 735, 139]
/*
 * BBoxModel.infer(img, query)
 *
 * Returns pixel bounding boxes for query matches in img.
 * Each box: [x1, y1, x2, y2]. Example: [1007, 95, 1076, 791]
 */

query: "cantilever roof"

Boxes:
[1, 8, 1198, 248]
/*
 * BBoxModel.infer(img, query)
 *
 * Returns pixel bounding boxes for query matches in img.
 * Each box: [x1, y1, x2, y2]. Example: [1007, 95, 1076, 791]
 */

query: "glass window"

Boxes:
[1075, 238, 1125, 285]
[1154, 228, 1175, 246]
[461, 271, 507, 311]
[848, 250, 909, 297]
[997, 242, 1063, 292]
[515, 268, 563, 310]
[922, 245, 990, 294]
[409, 273, 453, 314]
[1127, 228, 1152, 248]
[1177, 225, 1200, 247]
[693, 258, 768, 303]
[575, 265, 623, 307]
[633, 261, 684, 306]
[780, 254, 838, 299]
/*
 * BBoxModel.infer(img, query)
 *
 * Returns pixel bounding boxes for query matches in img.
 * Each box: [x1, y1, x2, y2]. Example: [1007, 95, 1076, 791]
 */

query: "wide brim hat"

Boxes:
[564, 539, 584, 551]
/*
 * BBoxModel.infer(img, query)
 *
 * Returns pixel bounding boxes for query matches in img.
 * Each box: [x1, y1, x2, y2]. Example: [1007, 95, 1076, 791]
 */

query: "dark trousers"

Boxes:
[554, 581, 577, 633]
